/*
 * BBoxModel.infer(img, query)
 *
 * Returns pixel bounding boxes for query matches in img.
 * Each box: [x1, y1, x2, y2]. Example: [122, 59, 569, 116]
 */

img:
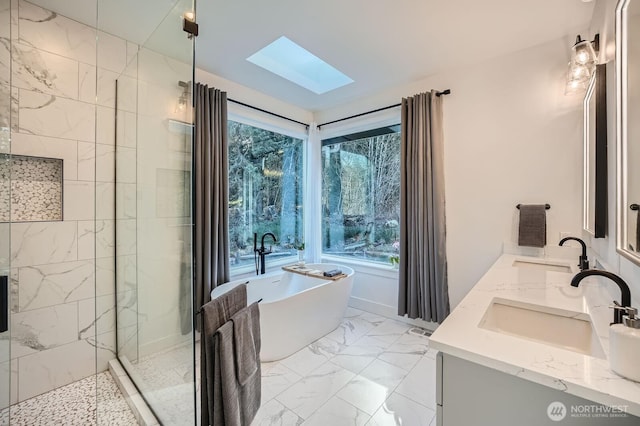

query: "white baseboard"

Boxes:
[348, 296, 438, 332]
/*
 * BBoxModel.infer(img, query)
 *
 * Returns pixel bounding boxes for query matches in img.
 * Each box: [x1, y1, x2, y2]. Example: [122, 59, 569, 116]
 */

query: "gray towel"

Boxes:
[231, 302, 261, 386]
[212, 307, 262, 426]
[201, 284, 247, 426]
[518, 204, 547, 248]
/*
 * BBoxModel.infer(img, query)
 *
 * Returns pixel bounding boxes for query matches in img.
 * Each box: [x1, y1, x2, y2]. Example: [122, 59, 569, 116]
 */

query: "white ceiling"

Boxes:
[197, 0, 595, 112]
[29, 0, 595, 113]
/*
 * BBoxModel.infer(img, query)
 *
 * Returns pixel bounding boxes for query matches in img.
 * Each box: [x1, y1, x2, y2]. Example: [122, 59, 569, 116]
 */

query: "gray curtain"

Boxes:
[398, 91, 450, 324]
[194, 83, 230, 312]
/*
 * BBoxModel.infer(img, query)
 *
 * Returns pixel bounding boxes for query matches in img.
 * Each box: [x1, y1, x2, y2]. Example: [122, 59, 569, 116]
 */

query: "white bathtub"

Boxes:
[211, 264, 354, 361]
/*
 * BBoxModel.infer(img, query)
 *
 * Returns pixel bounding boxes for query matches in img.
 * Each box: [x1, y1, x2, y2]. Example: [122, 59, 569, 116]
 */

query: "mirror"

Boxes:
[584, 64, 607, 238]
[617, 0, 640, 260]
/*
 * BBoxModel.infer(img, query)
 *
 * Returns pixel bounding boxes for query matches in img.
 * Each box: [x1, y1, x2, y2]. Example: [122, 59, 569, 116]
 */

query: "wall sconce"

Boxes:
[566, 34, 600, 93]
[175, 80, 190, 113]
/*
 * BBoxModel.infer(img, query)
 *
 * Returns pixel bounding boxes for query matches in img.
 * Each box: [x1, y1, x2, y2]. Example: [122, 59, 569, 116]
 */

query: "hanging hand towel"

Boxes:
[201, 284, 247, 426]
[518, 204, 547, 248]
[231, 302, 261, 386]
[214, 304, 262, 426]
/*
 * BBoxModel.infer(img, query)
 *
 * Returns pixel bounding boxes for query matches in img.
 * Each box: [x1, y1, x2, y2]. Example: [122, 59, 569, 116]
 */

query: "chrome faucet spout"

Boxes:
[571, 270, 632, 324]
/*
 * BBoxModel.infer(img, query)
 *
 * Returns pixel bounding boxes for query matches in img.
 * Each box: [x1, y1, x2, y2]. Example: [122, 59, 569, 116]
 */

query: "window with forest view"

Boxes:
[228, 121, 304, 270]
[321, 125, 401, 265]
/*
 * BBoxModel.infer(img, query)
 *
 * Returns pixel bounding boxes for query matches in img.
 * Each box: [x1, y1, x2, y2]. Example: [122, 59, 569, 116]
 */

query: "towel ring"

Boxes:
[630, 204, 639, 211]
[516, 204, 550, 210]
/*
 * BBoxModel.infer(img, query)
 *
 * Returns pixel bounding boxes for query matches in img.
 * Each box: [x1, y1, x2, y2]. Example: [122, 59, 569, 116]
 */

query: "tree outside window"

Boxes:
[228, 121, 304, 270]
[321, 126, 401, 264]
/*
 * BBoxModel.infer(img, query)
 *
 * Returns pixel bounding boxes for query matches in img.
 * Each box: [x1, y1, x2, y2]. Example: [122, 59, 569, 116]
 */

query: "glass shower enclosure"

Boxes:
[105, 0, 197, 423]
[108, 0, 196, 425]
[0, 0, 197, 422]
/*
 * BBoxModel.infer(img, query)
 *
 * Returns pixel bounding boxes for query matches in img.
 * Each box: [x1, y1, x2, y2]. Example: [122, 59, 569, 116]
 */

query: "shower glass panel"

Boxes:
[108, 0, 196, 423]
[0, 0, 11, 421]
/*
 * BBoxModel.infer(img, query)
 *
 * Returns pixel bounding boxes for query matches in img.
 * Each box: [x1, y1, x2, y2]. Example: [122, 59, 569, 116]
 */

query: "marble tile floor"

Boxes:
[0, 371, 138, 425]
[252, 307, 438, 426]
[12, 307, 436, 426]
[110, 307, 437, 425]
[126, 307, 437, 425]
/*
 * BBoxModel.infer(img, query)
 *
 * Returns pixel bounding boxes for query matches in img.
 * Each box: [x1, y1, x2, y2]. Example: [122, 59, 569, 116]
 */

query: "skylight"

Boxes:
[247, 36, 354, 95]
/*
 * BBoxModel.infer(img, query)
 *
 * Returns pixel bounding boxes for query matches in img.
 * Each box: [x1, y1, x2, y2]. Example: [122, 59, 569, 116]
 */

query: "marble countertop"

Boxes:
[430, 253, 640, 416]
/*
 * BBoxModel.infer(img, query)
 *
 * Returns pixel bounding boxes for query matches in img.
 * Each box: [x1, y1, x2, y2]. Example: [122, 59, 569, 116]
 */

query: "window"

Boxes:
[321, 125, 401, 264]
[228, 120, 304, 270]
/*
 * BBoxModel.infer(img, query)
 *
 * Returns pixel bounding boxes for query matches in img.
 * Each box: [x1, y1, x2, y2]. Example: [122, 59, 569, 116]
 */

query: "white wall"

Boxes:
[318, 36, 585, 309]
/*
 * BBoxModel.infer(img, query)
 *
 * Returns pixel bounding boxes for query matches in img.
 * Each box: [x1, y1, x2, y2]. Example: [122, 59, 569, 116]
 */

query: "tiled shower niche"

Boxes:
[0, 154, 63, 222]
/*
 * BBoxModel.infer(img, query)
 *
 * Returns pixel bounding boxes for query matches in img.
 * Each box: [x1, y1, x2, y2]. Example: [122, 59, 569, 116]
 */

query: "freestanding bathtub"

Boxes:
[211, 263, 354, 361]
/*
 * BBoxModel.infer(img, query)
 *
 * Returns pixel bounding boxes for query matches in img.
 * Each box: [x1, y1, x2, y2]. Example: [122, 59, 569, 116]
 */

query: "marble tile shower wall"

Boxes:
[0, 0, 138, 404]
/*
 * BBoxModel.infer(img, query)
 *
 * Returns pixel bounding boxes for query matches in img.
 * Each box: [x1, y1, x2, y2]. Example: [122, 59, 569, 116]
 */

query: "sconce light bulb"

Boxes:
[175, 95, 187, 113]
[571, 37, 597, 68]
[576, 50, 589, 64]
[184, 11, 195, 22]
[572, 65, 587, 78]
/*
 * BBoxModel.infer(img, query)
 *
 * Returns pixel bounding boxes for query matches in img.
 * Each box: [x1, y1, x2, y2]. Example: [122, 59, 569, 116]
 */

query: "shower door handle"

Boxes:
[0, 275, 7, 333]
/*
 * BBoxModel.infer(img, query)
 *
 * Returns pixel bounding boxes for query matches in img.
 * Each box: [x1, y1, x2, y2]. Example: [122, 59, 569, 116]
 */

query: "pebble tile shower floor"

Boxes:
[0, 371, 137, 425]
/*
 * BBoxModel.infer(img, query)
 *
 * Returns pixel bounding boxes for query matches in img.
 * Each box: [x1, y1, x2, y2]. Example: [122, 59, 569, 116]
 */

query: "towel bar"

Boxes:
[516, 204, 550, 210]
[196, 280, 251, 315]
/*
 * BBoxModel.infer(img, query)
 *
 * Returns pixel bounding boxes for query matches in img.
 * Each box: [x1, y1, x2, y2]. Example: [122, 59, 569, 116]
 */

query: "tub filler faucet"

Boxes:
[254, 232, 277, 275]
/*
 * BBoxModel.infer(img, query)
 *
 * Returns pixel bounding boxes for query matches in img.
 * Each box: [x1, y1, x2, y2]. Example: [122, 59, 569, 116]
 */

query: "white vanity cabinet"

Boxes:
[430, 254, 640, 425]
[436, 352, 639, 425]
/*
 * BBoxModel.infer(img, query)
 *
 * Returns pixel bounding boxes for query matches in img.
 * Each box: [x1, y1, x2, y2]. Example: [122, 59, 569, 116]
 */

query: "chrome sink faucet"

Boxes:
[570, 270, 632, 324]
[254, 232, 277, 275]
[559, 236, 589, 271]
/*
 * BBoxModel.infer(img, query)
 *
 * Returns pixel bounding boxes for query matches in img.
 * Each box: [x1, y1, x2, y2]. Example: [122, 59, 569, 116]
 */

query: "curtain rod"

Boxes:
[187, 80, 310, 128]
[189, 80, 450, 130]
[317, 89, 451, 129]
[228, 98, 309, 128]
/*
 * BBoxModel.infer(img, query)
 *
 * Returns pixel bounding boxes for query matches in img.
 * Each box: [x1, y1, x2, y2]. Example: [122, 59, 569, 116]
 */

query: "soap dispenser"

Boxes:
[609, 305, 640, 382]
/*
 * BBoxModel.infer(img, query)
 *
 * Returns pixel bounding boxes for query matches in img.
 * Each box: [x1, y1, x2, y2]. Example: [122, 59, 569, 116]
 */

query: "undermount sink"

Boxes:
[479, 298, 605, 359]
[512, 259, 572, 273]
